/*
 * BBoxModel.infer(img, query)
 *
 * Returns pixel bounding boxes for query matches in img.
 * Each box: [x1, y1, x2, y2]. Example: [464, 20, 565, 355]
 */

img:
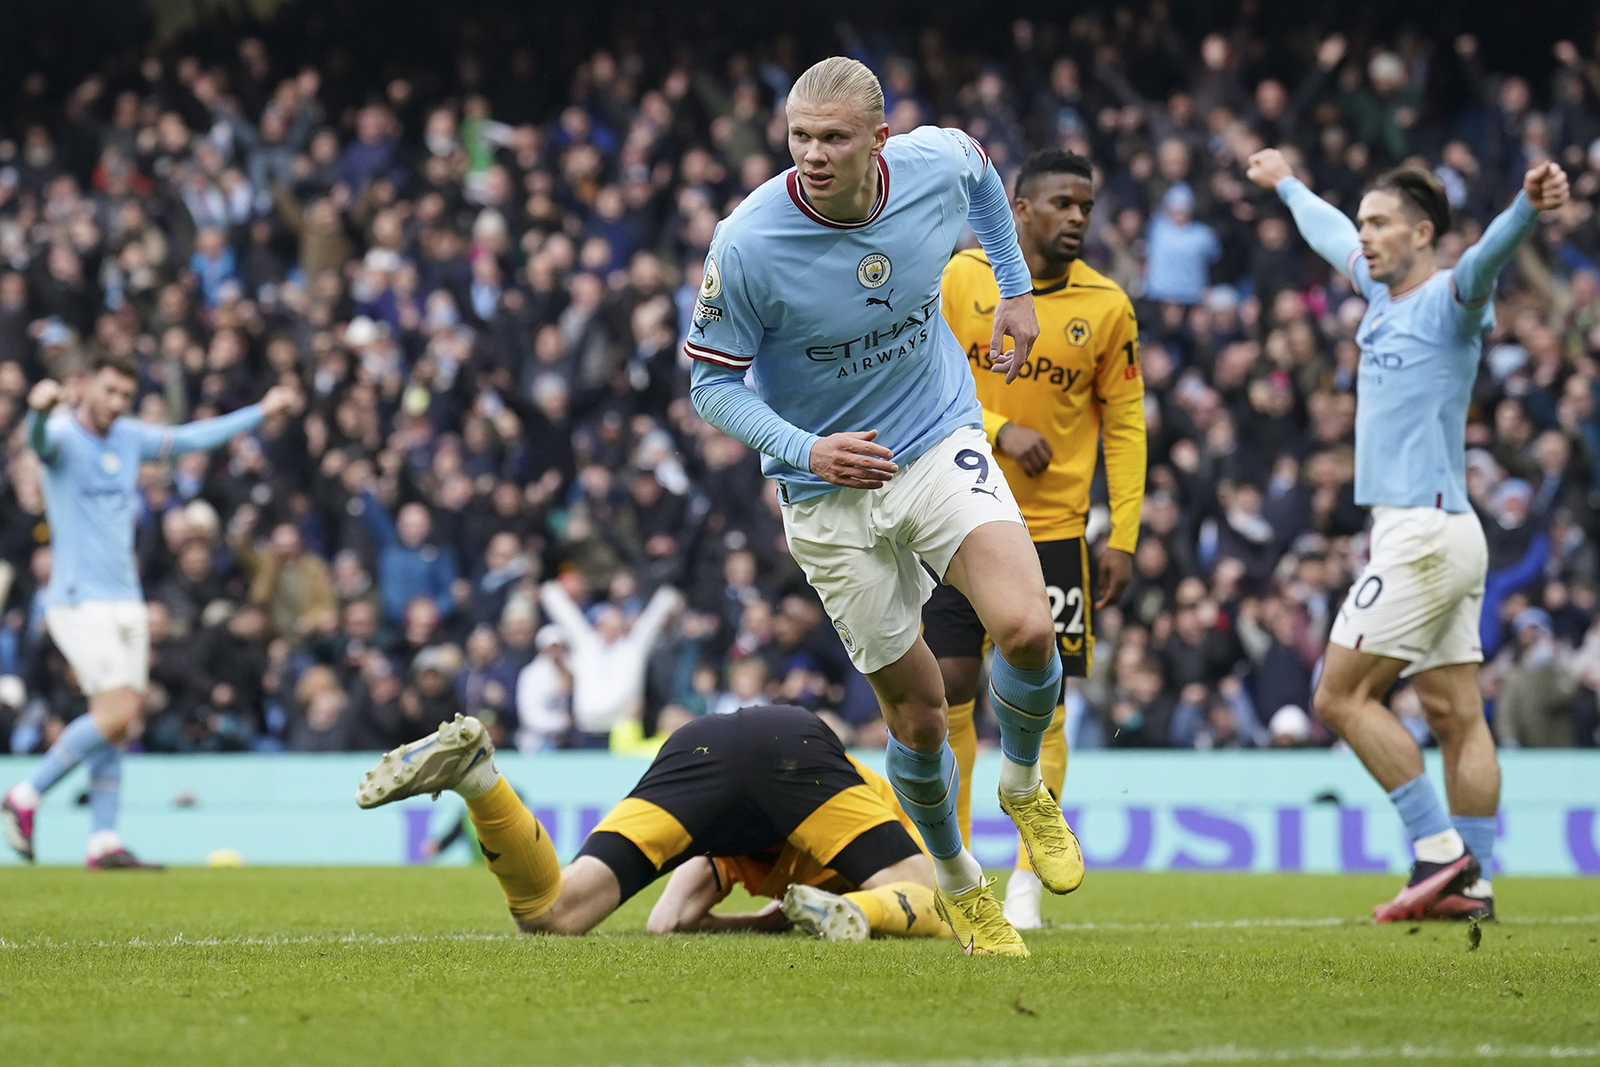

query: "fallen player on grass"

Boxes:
[356, 705, 954, 945]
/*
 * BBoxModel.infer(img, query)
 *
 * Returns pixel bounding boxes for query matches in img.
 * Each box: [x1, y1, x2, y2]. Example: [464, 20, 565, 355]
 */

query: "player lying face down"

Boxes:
[357, 706, 950, 942]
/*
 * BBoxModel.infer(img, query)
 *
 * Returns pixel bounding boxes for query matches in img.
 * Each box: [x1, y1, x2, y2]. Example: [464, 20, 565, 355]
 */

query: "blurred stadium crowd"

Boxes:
[1, 3, 1599, 756]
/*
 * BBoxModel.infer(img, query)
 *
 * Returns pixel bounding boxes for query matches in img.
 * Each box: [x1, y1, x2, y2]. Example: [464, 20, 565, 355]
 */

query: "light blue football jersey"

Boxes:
[686, 125, 1030, 501]
[1279, 179, 1539, 513]
[1347, 261, 1488, 513]
[28, 405, 263, 607]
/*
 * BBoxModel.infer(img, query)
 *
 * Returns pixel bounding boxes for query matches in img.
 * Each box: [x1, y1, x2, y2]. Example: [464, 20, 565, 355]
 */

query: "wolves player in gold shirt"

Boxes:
[357, 707, 950, 943]
[926, 148, 1146, 927]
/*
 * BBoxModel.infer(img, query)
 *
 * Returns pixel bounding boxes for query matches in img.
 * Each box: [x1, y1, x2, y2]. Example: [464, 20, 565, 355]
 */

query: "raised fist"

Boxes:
[1524, 161, 1570, 212]
[27, 379, 62, 413]
[1245, 149, 1294, 190]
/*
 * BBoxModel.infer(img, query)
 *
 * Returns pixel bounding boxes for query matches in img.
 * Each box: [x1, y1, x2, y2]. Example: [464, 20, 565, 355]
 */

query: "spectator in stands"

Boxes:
[410, 645, 465, 726]
[1493, 608, 1579, 747]
[1268, 705, 1314, 747]
[457, 624, 519, 745]
[153, 541, 228, 634]
[709, 658, 768, 717]
[515, 624, 572, 752]
[287, 665, 354, 751]
[465, 531, 532, 629]
[360, 494, 458, 626]
[243, 523, 338, 647]
[191, 604, 274, 744]
[1144, 183, 1220, 306]
[539, 577, 682, 748]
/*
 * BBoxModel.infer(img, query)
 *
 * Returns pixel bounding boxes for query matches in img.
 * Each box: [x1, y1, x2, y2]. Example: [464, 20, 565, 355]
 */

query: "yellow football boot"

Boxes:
[933, 878, 1029, 957]
[998, 783, 1085, 894]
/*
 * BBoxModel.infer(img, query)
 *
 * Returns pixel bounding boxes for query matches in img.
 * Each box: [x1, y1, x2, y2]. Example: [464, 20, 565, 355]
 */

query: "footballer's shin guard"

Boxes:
[845, 882, 951, 939]
[465, 778, 562, 926]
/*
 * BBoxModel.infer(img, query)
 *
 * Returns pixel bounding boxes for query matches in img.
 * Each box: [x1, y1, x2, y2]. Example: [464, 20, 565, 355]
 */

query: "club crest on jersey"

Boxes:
[833, 619, 856, 652]
[1065, 318, 1092, 346]
[700, 256, 722, 299]
[857, 253, 891, 289]
[101, 451, 122, 474]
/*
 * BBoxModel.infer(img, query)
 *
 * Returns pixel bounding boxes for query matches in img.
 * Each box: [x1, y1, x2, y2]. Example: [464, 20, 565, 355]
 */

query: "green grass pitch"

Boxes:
[0, 868, 1595, 1067]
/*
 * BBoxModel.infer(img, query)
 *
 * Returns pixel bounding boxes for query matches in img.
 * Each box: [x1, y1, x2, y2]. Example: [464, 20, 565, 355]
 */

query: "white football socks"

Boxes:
[931, 849, 984, 895]
[1413, 828, 1466, 864]
[1003, 866, 1043, 929]
[86, 830, 123, 860]
[998, 756, 1043, 799]
[452, 755, 501, 801]
[7, 782, 40, 809]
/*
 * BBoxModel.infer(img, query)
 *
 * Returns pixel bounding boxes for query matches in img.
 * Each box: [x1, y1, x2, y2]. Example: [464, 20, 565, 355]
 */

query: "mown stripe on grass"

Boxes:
[0, 914, 1595, 950]
[750, 1043, 1600, 1066]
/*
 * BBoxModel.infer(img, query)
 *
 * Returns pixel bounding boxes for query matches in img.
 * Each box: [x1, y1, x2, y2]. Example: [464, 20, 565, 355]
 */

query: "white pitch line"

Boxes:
[737, 1045, 1600, 1067]
[1038, 915, 1600, 932]
[0, 915, 1595, 950]
[0, 932, 522, 949]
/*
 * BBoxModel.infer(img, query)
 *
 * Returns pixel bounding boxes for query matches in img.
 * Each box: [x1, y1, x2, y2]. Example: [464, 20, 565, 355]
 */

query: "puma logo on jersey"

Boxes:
[970, 485, 1000, 499]
[865, 289, 895, 311]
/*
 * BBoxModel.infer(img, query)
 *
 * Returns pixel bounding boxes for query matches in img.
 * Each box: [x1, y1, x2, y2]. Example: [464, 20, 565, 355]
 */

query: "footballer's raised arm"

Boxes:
[1247, 148, 1363, 283]
[1451, 169, 1553, 308]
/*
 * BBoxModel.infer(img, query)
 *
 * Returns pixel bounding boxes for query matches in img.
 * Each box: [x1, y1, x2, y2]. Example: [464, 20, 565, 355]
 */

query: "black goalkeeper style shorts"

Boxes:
[921, 536, 1095, 677]
[576, 705, 921, 902]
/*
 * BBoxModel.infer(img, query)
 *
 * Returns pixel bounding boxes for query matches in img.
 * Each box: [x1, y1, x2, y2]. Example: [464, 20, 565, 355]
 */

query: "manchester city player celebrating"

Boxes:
[687, 57, 1079, 957]
[1246, 149, 1569, 922]
[2, 353, 296, 867]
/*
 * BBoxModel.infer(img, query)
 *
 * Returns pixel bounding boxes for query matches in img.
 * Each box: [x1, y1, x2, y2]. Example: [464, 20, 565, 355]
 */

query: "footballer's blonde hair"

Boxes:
[786, 57, 886, 126]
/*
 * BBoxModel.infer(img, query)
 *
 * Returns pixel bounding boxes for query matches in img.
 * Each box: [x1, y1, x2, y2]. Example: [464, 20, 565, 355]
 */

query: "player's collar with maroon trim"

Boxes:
[786, 155, 890, 230]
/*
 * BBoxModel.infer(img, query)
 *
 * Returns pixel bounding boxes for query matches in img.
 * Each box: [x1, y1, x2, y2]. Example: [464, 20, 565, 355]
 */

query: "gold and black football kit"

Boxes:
[578, 706, 923, 903]
[925, 251, 1147, 850]
[923, 251, 1147, 676]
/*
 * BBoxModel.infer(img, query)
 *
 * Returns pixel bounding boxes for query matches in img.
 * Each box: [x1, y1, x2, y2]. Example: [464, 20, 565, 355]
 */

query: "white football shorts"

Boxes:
[45, 600, 150, 695]
[781, 424, 1026, 674]
[1328, 505, 1488, 677]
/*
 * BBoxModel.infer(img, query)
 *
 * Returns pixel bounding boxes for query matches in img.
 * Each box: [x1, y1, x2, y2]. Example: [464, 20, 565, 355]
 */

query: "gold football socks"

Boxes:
[845, 881, 951, 939]
[946, 699, 978, 845]
[465, 778, 562, 925]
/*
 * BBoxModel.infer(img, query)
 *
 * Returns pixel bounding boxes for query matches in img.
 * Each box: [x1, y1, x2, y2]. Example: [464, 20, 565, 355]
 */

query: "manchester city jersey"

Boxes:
[1277, 177, 1539, 516]
[686, 125, 1028, 501]
[1347, 251, 1490, 514]
[29, 406, 263, 607]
